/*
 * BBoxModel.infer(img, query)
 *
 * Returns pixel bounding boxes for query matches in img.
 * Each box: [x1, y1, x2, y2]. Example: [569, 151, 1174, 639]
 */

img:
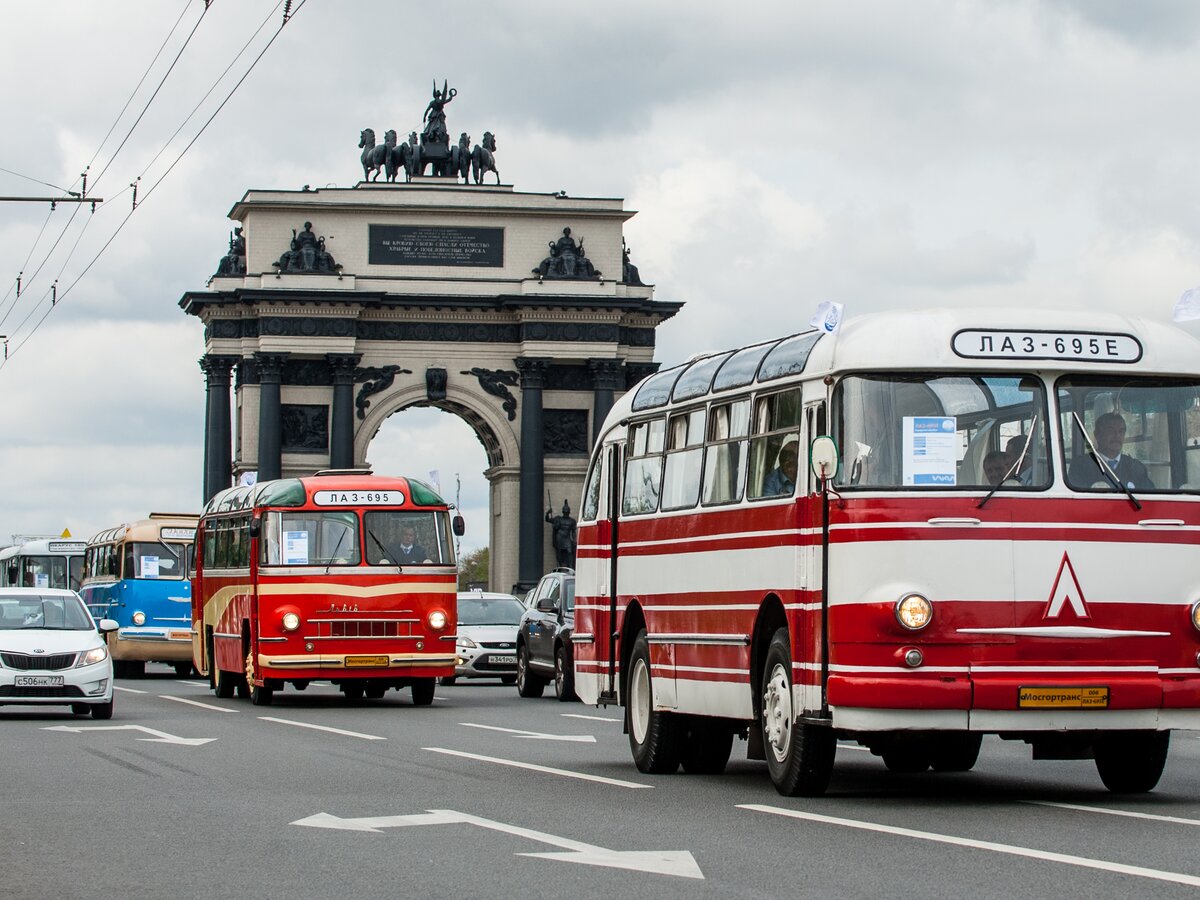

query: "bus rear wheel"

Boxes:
[1095, 730, 1169, 793]
[411, 679, 435, 706]
[929, 733, 983, 772]
[627, 630, 684, 774]
[762, 627, 835, 796]
[681, 720, 734, 775]
[214, 663, 235, 699]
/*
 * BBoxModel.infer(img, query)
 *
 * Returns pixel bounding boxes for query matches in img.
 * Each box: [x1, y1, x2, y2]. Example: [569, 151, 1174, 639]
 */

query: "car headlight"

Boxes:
[76, 646, 109, 667]
[895, 594, 933, 631]
[428, 610, 447, 630]
[131, 611, 146, 626]
[456, 636, 478, 649]
[282, 612, 301, 632]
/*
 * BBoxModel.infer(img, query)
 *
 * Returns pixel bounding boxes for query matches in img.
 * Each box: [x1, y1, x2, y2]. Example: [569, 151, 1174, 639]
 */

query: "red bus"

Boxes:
[192, 472, 462, 706]
[575, 308, 1200, 795]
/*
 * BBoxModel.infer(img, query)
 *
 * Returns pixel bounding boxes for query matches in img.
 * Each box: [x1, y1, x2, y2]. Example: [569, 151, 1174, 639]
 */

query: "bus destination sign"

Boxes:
[313, 490, 404, 507]
[160, 528, 196, 541]
[48, 542, 86, 552]
[952, 329, 1142, 364]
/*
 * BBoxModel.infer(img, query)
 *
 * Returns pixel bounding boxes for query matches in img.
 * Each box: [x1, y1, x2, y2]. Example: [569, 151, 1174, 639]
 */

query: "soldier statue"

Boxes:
[545, 499, 578, 569]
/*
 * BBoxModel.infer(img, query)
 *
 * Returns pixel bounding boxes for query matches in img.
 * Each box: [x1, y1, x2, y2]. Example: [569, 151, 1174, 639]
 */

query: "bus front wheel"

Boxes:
[762, 627, 835, 796]
[1095, 730, 1169, 793]
[627, 630, 684, 774]
[245, 650, 273, 706]
[214, 661, 235, 699]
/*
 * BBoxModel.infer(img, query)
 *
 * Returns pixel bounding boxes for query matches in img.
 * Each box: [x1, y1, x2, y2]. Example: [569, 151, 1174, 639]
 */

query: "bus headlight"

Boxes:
[428, 610, 447, 630]
[131, 611, 146, 626]
[282, 612, 300, 632]
[895, 594, 933, 631]
[1191, 601, 1200, 634]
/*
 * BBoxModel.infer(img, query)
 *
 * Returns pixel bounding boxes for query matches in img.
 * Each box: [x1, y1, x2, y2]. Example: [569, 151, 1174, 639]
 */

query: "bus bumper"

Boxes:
[110, 628, 194, 662]
[256, 652, 456, 678]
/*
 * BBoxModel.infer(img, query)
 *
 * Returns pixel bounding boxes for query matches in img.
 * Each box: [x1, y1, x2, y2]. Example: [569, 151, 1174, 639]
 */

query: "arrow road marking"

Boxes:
[42, 724, 215, 746]
[460, 722, 596, 743]
[290, 808, 703, 880]
[425, 747, 650, 788]
[741, 804, 1200, 890]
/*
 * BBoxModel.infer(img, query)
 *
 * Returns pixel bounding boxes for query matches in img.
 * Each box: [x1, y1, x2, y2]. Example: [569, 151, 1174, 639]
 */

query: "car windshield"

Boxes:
[0, 594, 93, 630]
[457, 597, 524, 625]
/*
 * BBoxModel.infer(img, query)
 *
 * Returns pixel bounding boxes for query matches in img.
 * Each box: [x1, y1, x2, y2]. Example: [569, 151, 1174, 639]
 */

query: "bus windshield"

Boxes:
[262, 511, 360, 566]
[1059, 376, 1200, 493]
[835, 373, 1050, 489]
[362, 511, 454, 566]
[124, 542, 188, 580]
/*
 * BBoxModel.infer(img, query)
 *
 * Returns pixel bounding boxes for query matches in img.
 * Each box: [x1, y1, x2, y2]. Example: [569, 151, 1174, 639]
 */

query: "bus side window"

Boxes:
[581, 454, 603, 522]
[623, 418, 665, 515]
[748, 389, 802, 499]
[661, 408, 705, 511]
[703, 398, 750, 505]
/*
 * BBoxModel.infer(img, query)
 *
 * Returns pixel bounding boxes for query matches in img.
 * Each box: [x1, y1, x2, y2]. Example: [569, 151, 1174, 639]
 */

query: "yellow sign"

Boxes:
[345, 655, 389, 668]
[60, 528, 71, 538]
[1018, 686, 1109, 708]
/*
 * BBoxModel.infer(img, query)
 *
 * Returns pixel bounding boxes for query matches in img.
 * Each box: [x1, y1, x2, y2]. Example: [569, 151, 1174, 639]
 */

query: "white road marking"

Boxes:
[561, 713, 620, 723]
[113, 685, 148, 694]
[159, 695, 237, 713]
[461, 722, 595, 743]
[174, 679, 207, 685]
[258, 716, 386, 741]
[1028, 801, 1200, 827]
[43, 724, 215, 746]
[291, 808, 702, 879]
[741, 804, 1200, 889]
[425, 747, 651, 788]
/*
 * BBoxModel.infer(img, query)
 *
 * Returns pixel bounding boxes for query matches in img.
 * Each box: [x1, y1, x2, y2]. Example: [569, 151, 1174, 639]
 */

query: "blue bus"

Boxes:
[80, 514, 198, 677]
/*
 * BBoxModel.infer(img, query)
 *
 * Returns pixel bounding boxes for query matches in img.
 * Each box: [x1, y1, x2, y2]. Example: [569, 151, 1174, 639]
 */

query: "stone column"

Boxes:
[589, 358, 624, 448]
[255, 352, 289, 482]
[327, 353, 361, 469]
[199, 355, 237, 502]
[515, 357, 550, 590]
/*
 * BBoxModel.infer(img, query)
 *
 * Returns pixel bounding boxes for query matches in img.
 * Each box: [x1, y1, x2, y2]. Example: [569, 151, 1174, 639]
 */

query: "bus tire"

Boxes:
[929, 733, 983, 772]
[213, 663, 235, 699]
[439, 676, 457, 686]
[365, 684, 386, 699]
[1095, 730, 1169, 793]
[554, 645, 577, 702]
[411, 679, 436, 706]
[627, 630, 684, 774]
[343, 684, 365, 703]
[516, 645, 546, 698]
[681, 721, 734, 775]
[244, 649, 272, 705]
[882, 748, 931, 773]
[173, 662, 194, 677]
[762, 627, 835, 796]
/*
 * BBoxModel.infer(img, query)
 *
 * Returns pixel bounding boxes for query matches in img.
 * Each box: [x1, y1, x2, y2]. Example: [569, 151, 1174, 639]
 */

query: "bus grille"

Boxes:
[1, 652, 77, 670]
[309, 619, 416, 640]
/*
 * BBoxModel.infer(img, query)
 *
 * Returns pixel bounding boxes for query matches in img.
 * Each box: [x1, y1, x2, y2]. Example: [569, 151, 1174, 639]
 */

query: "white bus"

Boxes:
[0, 538, 87, 591]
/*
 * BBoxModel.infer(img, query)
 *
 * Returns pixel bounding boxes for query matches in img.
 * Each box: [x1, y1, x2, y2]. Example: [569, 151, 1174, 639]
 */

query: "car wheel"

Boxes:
[71, 703, 90, 716]
[246, 648, 273, 706]
[762, 627, 835, 796]
[681, 720, 734, 775]
[516, 644, 546, 698]
[213, 662, 235, 699]
[440, 675, 457, 686]
[173, 662, 194, 677]
[1095, 730, 1169, 793]
[91, 698, 114, 720]
[411, 679, 436, 706]
[627, 629, 684, 774]
[554, 645, 577, 702]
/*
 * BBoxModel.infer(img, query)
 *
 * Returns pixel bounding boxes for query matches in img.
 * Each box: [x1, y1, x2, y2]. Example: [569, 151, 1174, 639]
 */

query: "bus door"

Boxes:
[601, 440, 622, 704]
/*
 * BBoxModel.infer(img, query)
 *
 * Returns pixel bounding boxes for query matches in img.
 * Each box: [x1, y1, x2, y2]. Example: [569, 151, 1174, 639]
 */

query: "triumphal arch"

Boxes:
[181, 102, 680, 591]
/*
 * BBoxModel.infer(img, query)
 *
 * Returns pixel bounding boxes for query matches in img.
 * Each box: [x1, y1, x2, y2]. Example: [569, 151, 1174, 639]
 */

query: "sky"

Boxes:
[2, 0, 1200, 557]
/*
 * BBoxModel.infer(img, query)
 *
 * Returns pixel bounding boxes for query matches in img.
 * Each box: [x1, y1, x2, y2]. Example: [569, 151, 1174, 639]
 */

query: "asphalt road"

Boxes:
[5, 665, 1200, 899]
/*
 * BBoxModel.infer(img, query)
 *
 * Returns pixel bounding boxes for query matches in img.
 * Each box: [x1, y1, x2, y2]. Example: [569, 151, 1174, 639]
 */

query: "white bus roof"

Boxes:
[605, 308, 1200, 429]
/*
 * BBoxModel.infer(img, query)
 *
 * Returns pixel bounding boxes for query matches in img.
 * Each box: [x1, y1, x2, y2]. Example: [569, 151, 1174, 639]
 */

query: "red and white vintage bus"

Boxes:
[574, 308, 1200, 795]
[192, 472, 462, 706]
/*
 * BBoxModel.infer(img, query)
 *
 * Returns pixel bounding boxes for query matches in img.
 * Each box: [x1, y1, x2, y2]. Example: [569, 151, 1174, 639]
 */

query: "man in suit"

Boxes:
[391, 524, 430, 565]
[1068, 412, 1154, 490]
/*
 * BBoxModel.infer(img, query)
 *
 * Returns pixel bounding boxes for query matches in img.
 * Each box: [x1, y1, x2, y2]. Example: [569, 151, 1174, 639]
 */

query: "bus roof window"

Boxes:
[757, 331, 823, 382]
[672, 351, 733, 402]
[255, 479, 307, 508]
[713, 340, 777, 392]
[632, 366, 685, 411]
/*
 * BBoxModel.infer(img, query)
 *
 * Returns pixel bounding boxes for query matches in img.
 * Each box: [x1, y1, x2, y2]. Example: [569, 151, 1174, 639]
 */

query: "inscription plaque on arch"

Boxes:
[369, 224, 504, 267]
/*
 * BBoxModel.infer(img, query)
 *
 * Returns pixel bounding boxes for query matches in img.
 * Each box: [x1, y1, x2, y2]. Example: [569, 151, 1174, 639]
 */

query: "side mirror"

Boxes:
[810, 435, 840, 482]
[452, 515, 465, 537]
[249, 517, 261, 538]
[536, 597, 556, 612]
[97, 618, 119, 634]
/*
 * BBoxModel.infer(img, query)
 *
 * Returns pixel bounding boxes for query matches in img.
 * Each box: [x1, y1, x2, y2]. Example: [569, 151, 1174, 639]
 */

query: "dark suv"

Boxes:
[515, 569, 576, 701]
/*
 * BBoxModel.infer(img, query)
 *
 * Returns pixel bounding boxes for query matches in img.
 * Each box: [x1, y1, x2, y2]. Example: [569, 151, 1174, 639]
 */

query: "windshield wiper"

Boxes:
[324, 529, 350, 575]
[366, 528, 402, 572]
[1071, 411, 1141, 511]
[979, 415, 1038, 510]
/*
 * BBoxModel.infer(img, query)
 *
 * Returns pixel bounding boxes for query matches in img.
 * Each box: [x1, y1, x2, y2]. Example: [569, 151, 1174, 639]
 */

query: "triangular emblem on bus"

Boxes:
[1044, 552, 1089, 619]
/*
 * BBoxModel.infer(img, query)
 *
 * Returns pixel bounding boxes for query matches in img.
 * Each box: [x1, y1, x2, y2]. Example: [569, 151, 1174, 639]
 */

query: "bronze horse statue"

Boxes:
[359, 128, 388, 182]
[470, 132, 499, 185]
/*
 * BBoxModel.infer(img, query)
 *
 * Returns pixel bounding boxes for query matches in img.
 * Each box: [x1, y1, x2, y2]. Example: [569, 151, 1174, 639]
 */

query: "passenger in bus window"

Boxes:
[1068, 412, 1154, 490]
[983, 450, 1011, 486]
[762, 438, 799, 496]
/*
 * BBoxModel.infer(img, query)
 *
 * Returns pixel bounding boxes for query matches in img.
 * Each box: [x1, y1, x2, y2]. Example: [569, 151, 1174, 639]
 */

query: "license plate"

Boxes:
[488, 655, 516, 665]
[14, 675, 64, 687]
[1018, 686, 1109, 708]
[169, 630, 192, 641]
[345, 655, 389, 668]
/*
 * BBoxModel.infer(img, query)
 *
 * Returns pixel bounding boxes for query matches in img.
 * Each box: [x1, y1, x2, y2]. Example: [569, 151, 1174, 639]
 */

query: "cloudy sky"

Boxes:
[2, 0, 1199, 557]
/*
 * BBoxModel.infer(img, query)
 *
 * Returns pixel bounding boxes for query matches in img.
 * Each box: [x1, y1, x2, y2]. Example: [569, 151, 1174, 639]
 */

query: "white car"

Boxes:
[0, 588, 117, 718]
[445, 591, 525, 684]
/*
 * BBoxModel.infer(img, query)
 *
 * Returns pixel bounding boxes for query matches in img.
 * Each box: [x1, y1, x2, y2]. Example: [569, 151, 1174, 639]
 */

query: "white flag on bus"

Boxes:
[1173, 286, 1200, 322]
[809, 300, 845, 334]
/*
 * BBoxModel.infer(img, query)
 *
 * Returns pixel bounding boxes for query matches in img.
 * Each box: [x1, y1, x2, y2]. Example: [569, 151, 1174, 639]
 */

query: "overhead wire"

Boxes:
[1, 0, 308, 369]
